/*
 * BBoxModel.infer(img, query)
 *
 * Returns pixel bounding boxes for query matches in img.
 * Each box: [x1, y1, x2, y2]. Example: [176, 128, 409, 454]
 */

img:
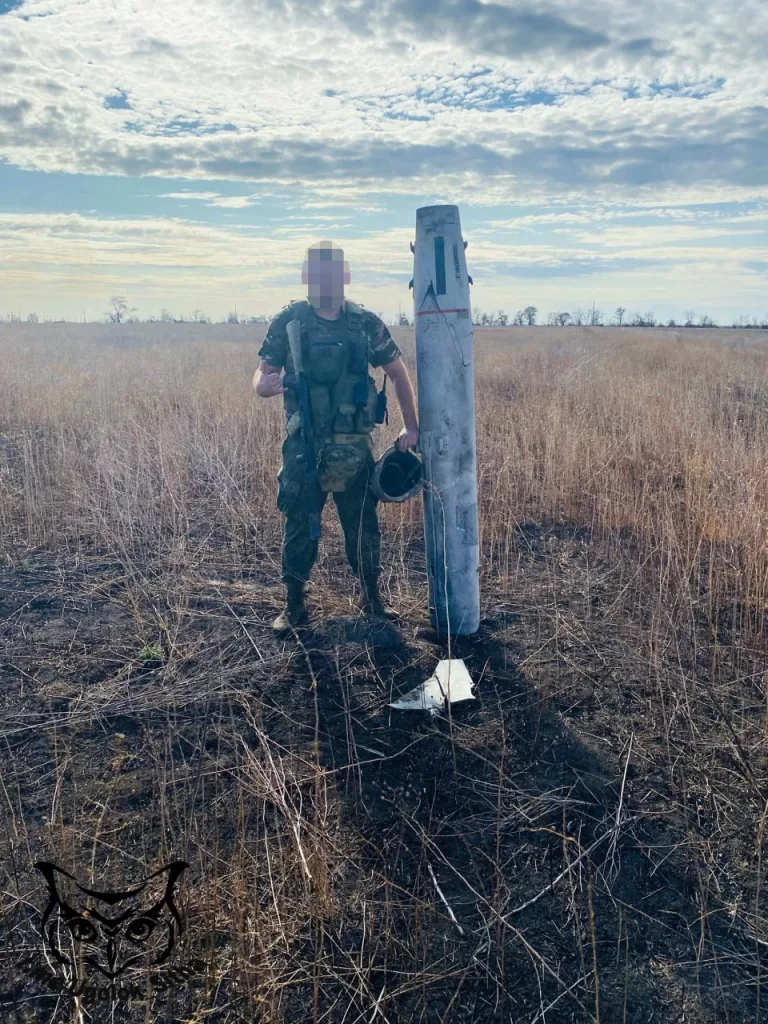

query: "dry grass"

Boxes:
[1, 321, 768, 1022]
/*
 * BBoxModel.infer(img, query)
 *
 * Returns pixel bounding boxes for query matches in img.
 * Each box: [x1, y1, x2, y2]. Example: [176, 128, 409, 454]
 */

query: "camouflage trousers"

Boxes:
[276, 433, 381, 586]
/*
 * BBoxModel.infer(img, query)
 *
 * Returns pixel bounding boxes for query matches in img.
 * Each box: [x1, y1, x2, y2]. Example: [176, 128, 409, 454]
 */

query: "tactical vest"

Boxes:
[283, 299, 379, 439]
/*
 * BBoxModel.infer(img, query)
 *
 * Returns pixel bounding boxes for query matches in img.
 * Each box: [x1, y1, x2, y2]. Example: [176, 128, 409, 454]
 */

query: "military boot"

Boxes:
[360, 576, 398, 620]
[272, 581, 309, 635]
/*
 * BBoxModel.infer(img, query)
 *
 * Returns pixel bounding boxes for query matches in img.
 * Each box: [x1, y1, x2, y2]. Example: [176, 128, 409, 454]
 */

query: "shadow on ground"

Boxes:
[0, 520, 763, 1022]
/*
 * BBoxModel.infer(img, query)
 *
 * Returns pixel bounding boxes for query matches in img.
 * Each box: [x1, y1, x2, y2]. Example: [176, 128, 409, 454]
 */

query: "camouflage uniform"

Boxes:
[258, 299, 401, 591]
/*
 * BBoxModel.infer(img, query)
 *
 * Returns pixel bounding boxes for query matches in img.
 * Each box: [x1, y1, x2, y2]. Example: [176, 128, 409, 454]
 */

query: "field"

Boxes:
[2, 321, 768, 1023]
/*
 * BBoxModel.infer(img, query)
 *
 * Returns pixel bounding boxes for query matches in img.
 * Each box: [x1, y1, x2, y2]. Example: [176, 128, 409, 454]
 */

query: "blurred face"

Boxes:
[302, 244, 351, 314]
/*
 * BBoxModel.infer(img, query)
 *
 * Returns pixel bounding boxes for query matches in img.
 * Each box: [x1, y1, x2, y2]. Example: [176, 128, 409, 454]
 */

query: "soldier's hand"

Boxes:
[256, 372, 287, 397]
[397, 426, 419, 451]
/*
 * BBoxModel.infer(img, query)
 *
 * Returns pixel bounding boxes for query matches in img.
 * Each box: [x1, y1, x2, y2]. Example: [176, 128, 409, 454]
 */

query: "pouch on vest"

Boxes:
[334, 402, 357, 433]
[354, 378, 379, 433]
[315, 439, 369, 492]
[308, 340, 346, 386]
[286, 410, 302, 437]
[309, 385, 332, 434]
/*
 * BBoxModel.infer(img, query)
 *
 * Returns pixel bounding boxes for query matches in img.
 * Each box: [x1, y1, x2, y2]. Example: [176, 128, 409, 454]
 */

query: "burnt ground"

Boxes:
[0, 520, 767, 1023]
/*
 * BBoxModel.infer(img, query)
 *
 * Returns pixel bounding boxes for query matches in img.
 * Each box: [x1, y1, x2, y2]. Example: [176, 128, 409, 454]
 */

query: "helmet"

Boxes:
[370, 445, 424, 503]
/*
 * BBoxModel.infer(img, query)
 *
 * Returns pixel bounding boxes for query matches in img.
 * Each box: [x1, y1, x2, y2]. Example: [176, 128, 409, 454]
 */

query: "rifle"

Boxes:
[284, 319, 322, 540]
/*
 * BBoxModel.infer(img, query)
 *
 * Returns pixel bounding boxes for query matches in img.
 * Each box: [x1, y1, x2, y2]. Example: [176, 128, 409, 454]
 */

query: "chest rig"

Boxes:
[284, 299, 379, 439]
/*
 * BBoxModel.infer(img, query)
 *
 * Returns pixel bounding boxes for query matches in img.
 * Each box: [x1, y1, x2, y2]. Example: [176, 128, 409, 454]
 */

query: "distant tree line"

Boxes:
[393, 304, 768, 329]
[3, 297, 768, 330]
[105, 297, 271, 325]
[543, 307, 724, 329]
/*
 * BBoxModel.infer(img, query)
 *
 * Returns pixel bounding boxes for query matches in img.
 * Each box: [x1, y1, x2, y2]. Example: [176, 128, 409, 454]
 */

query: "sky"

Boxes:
[0, 0, 767, 325]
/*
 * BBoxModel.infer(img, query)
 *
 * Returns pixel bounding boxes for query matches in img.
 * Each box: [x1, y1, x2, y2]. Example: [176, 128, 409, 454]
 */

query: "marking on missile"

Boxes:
[456, 503, 478, 546]
[416, 308, 469, 316]
[418, 281, 470, 366]
[452, 242, 461, 280]
[419, 280, 439, 311]
[434, 236, 446, 295]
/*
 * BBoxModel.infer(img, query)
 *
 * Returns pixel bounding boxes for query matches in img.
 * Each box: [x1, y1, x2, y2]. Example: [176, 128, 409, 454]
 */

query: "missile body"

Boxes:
[412, 205, 480, 636]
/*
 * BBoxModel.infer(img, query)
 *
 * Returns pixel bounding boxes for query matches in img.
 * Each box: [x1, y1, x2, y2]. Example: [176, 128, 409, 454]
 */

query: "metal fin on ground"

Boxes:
[388, 659, 476, 716]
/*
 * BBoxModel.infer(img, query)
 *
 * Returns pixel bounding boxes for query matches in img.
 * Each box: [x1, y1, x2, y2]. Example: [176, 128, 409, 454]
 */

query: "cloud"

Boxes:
[1, 210, 764, 323]
[619, 37, 670, 57]
[2, 210, 761, 275]
[158, 191, 223, 201]
[0, 0, 765, 205]
[3, 102, 767, 206]
[156, 190, 339, 209]
[488, 212, 599, 228]
[0, 0, 766, 322]
[208, 195, 255, 208]
[576, 223, 767, 246]
[163, 191, 267, 209]
[376, 0, 611, 57]
[0, 98, 31, 124]
[0, 213, 392, 276]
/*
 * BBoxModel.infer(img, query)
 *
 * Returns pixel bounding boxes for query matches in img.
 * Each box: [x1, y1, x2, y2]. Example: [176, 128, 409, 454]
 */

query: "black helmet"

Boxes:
[370, 445, 424, 503]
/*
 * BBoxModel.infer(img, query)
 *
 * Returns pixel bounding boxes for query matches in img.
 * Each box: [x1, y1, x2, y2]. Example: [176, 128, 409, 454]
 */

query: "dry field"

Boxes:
[1, 321, 768, 1022]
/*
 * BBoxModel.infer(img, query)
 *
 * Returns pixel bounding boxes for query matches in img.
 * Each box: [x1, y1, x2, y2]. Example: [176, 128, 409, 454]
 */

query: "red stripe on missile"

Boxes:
[415, 308, 469, 315]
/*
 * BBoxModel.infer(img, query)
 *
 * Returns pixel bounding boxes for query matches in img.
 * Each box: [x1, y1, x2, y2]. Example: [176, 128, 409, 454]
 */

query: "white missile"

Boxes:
[411, 204, 480, 636]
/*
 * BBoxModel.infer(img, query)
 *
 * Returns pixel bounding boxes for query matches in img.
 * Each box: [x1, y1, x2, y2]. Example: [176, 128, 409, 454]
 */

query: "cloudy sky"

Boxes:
[1, 0, 767, 324]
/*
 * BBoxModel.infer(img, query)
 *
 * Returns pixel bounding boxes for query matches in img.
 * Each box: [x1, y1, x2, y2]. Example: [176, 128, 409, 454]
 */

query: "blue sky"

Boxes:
[0, 0, 767, 323]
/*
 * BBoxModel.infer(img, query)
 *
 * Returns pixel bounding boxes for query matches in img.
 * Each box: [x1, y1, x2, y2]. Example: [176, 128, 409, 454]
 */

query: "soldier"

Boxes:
[253, 240, 419, 633]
